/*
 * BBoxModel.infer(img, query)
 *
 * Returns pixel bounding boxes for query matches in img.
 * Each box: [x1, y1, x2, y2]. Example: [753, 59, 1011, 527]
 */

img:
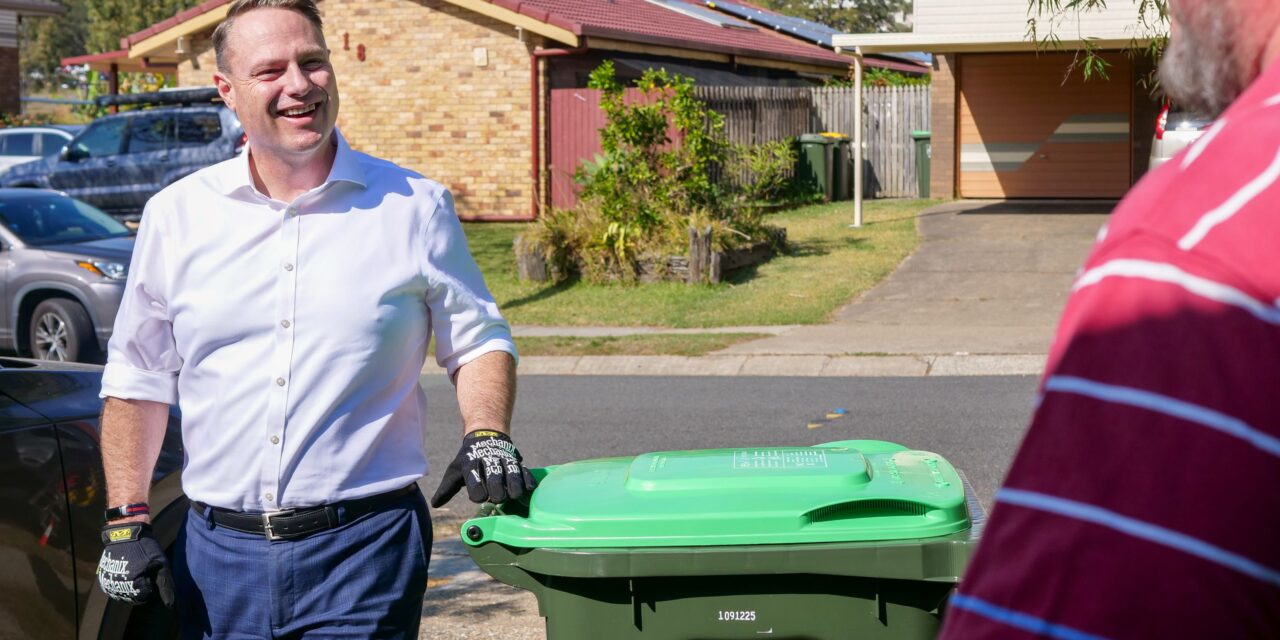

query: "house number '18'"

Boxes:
[717, 611, 757, 622]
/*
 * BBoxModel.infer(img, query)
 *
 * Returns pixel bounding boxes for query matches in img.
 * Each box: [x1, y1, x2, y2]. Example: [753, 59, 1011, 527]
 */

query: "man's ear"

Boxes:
[212, 71, 236, 111]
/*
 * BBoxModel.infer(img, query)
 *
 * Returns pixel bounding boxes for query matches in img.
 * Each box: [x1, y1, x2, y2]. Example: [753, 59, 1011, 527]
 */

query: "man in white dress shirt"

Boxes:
[91, 1, 535, 636]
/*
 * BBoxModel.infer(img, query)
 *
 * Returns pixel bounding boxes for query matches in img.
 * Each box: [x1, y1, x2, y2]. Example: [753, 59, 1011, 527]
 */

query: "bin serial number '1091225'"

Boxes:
[717, 610, 757, 622]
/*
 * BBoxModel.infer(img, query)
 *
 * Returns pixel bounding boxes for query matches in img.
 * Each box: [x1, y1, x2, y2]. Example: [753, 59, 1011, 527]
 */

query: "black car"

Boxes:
[0, 358, 184, 638]
[0, 88, 244, 221]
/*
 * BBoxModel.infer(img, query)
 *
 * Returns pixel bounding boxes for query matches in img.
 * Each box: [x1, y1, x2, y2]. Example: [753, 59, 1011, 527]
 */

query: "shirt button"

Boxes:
[265, 493, 274, 502]
[275, 377, 286, 386]
[280, 319, 291, 329]
[270, 435, 280, 445]
[286, 207, 297, 217]
[283, 262, 294, 271]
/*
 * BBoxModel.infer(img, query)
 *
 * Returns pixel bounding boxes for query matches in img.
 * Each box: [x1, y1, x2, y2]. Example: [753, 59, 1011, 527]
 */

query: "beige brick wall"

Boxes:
[176, 35, 217, 87]
[929, 53, 957, 199]
[179, 0, 537, 218]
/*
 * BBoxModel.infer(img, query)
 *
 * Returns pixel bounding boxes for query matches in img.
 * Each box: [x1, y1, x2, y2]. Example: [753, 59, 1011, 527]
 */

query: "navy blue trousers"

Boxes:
[172, 487, 432, 639]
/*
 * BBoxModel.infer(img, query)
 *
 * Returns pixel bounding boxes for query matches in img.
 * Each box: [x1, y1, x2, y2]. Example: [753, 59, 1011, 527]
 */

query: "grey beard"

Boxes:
[1159, 11, 1247, 117]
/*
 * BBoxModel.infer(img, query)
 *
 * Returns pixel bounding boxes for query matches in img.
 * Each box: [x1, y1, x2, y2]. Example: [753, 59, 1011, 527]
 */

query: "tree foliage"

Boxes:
[1027, 0, 1168, 83]
[20, 0, 203, 89]
[753, 0, 911, 34]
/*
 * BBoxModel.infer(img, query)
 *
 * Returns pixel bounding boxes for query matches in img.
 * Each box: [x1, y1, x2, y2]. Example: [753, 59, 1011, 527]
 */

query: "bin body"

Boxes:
[795, 134, 834, 201]
[464, 439, 983, 640]
[912, 130, 931, 198]
[821, 133, 851, 201]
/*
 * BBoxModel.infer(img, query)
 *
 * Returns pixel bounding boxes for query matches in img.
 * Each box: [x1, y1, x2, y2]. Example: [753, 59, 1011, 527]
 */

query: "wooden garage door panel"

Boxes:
[959, 53, 1131, 198]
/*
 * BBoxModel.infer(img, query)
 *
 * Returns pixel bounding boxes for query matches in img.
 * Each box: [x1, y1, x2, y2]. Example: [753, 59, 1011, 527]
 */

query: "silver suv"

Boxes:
[0, 188, 133, 362]
[1149, 106, 1213, 171]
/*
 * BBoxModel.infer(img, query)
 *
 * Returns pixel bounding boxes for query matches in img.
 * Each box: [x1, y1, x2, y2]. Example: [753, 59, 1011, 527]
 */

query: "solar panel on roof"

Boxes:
[645, 0, 758, 30]
[703, 0, 841, 47]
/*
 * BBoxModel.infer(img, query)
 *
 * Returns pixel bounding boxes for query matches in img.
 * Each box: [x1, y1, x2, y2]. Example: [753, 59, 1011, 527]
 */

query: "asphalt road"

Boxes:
[419, 373, 1040, 521]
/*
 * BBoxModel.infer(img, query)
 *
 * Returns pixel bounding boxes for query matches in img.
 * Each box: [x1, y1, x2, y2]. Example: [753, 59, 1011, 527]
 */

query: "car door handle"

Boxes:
[104, 159, 117, 167]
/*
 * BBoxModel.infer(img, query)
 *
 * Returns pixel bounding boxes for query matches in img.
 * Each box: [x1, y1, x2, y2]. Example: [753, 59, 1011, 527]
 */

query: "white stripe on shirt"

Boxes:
[1044, 376, 1280, 458]
[998, 488, 1280, 587]
[1179, 145, 1280, 250]
[1074, 259, 1280, 326]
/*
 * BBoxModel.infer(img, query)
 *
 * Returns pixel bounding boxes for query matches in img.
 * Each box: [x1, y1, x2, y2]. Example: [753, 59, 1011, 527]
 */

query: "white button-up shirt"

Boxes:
[100, 131, 516, 511]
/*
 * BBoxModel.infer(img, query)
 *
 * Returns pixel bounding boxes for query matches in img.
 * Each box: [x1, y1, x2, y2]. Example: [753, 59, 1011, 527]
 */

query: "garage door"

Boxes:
[959, 53, 1132, 198]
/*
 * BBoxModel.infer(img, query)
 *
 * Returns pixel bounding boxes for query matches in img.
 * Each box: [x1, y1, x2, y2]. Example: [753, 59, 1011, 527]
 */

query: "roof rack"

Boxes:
[95, 87, 222, 108]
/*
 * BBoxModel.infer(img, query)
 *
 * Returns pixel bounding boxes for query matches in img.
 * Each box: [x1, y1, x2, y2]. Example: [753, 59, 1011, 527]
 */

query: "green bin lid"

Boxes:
[462, 440, 969, 549]
[911, 130, 932, 139]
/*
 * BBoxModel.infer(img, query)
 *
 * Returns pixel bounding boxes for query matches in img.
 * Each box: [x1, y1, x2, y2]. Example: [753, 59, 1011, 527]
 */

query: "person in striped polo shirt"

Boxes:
[939, 1, 1280, 637]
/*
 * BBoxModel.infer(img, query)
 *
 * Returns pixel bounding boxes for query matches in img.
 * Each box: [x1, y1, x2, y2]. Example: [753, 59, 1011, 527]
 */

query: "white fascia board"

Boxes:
[832, 32, 1154, 53]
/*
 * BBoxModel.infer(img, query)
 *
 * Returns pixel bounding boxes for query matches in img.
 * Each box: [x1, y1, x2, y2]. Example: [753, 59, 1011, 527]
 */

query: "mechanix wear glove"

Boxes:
[431, 430, 537, 507]
[97, 522, 174, 608]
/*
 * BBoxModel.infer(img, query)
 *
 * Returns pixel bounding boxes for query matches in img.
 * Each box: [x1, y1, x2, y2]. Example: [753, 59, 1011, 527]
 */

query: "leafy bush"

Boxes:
[526, 62, 782, 283]
[725, 139, 797, 204]
[0, 112, 57, 128]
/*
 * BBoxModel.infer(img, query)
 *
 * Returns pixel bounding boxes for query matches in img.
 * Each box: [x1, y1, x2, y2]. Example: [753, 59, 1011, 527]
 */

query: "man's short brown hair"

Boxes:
[212, 0, 325, 72]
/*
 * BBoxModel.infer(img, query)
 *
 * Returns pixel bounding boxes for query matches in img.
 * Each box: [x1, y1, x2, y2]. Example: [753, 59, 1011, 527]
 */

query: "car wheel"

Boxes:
[29, 299, 99, 363]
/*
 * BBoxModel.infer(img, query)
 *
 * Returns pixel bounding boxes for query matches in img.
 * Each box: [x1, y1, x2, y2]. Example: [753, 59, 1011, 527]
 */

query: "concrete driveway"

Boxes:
[717, 200, 1114, 357]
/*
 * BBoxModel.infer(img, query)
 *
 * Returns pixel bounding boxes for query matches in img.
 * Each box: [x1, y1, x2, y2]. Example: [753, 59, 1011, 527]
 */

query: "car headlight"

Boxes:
[76, 260, 128, 280]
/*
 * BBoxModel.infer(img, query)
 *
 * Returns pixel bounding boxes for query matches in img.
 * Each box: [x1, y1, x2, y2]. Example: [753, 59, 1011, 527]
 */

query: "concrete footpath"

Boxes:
[443, 201, 1113, 378]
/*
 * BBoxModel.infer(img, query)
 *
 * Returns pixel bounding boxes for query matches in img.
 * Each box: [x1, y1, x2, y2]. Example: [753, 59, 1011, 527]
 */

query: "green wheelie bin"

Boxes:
[462, 440, 984, 639]
[795, 134, 835, 201]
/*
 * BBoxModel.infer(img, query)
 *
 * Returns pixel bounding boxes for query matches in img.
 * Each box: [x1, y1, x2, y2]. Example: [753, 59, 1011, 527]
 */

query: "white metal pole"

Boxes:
[852, 48, 864, 228]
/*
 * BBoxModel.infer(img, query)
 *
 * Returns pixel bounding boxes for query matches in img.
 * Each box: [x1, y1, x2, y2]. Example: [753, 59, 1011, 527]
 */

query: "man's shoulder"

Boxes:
[352, 150, 448, 202]
[147, 156, 239, 212]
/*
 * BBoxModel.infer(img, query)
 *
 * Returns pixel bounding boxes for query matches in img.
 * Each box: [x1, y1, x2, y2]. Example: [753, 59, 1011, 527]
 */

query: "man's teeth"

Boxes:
[282, 104, 317, 116]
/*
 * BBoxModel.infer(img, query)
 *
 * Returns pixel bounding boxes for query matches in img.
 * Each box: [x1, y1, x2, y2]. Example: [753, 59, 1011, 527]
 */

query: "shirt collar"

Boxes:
[219, 128, 367, 198]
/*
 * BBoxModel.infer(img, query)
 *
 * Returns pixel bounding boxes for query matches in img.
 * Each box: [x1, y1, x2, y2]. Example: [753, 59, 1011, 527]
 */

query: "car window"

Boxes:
[1167, 111, 1214, 131]
[127, 114, 173, 154]
[70, 119, 128, 158]
[38, 133, 68, 156]
[0, 194, 130, 246]
[1, 133, 36, 157]
[174, 112, 223, 147]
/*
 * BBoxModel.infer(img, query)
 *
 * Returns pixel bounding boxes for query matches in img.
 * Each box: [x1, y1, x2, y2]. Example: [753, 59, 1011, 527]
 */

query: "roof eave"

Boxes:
[0, 0, 63, 16]
[127, 2, 230, 59]
[582, 26, 848, 72]
[833, 33, 1159, 54]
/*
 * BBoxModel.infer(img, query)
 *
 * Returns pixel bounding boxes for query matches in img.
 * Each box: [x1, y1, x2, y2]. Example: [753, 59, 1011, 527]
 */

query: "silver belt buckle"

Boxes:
[262, 509, 295, 541]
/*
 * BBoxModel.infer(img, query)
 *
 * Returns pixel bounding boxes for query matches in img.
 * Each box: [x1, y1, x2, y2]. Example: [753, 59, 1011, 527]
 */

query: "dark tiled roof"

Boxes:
[121, 0, 232, 49]
[492, 0, 849, 67]
[121, 0, 849, 69]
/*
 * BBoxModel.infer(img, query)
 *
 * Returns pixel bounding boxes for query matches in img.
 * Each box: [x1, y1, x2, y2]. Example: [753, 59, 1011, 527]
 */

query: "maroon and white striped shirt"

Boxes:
[939, 64, 1280, 638]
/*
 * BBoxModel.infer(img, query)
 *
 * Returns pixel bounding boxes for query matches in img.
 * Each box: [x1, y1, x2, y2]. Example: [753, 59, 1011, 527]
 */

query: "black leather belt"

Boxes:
[192, 485, 418, 541]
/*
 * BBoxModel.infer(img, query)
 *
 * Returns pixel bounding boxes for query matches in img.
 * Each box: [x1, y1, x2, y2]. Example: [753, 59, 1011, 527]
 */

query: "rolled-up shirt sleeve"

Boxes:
[100, 202, 181, 403]
[421, 189, 517, 378]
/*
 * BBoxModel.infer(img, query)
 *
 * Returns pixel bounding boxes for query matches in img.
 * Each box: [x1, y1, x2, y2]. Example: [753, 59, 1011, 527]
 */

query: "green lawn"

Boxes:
[513, 333, 770, 356]
[465, 198, 934, 328]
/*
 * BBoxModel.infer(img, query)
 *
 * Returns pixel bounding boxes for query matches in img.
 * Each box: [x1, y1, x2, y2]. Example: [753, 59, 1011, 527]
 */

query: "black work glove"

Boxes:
[97, 522, 174, 608]
[431, 430, 537, 507]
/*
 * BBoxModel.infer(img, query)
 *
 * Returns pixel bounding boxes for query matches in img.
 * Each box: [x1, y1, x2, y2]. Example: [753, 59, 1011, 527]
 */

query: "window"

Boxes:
[1, 133, 36, 157]
[70, 119, 128, 159]
[175, 112, 223, 147]
[127, 114, 172, 154]
[0, 194, 130, 246]
[39, 133, 69, 156]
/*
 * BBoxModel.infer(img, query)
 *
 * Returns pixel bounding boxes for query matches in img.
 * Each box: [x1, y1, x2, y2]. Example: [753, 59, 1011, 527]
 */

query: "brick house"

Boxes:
[0, 0, 63, 114]
[835, 0, 1166, 200]
[119, 0, 861, 220]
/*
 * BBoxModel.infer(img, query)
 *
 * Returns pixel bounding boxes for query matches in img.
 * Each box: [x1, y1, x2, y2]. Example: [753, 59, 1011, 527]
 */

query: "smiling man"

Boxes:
[93, 1, 536, 637]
